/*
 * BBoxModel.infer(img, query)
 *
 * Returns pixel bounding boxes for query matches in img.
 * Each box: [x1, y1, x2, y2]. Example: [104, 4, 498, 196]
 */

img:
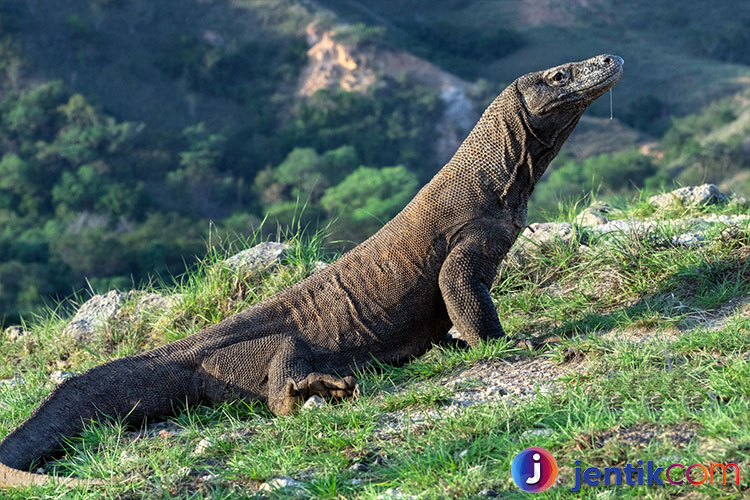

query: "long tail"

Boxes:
[0, 348, 201, 488]
[0, 462, 105, 487]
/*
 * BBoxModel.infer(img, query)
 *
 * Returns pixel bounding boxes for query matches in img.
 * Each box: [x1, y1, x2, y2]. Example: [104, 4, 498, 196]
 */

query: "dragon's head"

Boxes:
[517, 54, 623, 116]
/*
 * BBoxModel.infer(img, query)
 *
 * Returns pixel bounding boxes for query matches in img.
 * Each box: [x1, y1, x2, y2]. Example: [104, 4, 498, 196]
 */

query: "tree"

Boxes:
[321, 165, 419, 239]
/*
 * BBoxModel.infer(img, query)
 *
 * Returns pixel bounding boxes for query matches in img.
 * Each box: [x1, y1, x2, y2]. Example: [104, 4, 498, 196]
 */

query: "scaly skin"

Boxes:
[0, 54, 623, 487]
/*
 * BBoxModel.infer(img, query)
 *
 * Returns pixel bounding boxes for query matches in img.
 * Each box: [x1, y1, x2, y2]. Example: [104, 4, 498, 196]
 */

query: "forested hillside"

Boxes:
[1, 0, 749, 323]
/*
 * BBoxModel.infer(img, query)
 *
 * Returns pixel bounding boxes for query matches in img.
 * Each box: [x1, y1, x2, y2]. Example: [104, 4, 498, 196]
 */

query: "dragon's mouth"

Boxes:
[544, 66, 623, 113]
[577, 68, 623, 95]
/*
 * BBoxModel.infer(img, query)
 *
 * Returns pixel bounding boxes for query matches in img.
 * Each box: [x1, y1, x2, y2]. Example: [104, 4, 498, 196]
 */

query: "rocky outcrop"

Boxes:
[508, 186, 746, 262]
[509, 222, 582, 263]
[3, 326, 26, 342]
[575, 201, 611, 226]
[298, 24, 376, 96]
[63, 290, 127, 343]
[62, 290, 178, 343]
[223, 241, 289, 274]
[649, 184, 727, 209]
[60, 243, 298, 343]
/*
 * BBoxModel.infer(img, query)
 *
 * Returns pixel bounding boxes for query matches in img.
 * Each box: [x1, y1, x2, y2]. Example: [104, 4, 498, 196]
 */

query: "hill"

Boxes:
[2, 186, 749, 498]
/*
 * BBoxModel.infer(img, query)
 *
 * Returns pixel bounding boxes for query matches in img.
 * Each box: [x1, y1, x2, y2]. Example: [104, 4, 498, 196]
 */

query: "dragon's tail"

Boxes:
[0, 462, 105, 487]
[0, 349, 201, 488]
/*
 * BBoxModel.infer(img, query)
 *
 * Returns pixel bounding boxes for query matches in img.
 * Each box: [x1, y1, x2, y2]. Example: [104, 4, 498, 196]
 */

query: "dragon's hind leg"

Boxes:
[200, 334, 359, 415]
[267, 335, 359, 415]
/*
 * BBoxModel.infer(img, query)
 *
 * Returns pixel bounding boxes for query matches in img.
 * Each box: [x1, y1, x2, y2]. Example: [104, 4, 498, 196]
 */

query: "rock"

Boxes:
[378, 487, 417, 500]
[671, 232, 706, 247]
[312, 261, 329, 273]
[147, 421, 185, 439]
[123, 292, 178, 323]
[199, 473, 219, 482]
[192, 437, 214, 455]
[510, 222, 580, 263]
[445, 358, 575, 407]
[349, 463, 370, 472]
[649, 184, 727, 210]
[134, 292, 172, 312]
[729, 196, 750, 209]
[224, 242, 289, 274]
[575, 201, 612, 226]
[3, 326, 26, 342]
[480, 489, 500, 497]
[259, 477, 307, 493]
[0, 376, 25, 387]
[521, 428, 554, 439]
[303, 395, 326, 410]
[63, 290, 126, 343]
[49, 370, 74, 385]
[157, 429, 175, 440]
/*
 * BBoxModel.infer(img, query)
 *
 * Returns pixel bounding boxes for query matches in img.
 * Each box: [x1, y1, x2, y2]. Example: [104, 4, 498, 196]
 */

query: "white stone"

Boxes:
[63, 290, 126, 343]
[192, 437, 214, 455]
[259, 477, 306, 493]
[303, 395, 326, 409]
[224, 242, 289, 273]
[49, 370, 74, 385]
[649, 184, 727, 209]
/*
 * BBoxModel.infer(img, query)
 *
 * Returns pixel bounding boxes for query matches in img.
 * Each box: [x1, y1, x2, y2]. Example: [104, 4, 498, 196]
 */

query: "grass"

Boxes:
[1, 195, 750, 499]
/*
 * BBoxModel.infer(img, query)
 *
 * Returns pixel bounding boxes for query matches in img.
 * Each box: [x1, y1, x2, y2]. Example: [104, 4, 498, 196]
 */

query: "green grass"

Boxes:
[2, 195, 750, 499]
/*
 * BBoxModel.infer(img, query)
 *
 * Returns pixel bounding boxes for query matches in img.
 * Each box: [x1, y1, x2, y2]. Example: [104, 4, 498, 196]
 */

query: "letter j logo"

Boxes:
[511, 447, 558, 493]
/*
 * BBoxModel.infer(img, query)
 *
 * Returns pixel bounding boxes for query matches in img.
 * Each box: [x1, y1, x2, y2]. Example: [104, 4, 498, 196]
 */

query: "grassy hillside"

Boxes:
[1, 195, 750, 498]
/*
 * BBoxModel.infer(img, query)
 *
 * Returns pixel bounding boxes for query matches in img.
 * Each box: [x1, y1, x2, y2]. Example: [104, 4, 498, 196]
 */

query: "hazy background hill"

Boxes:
[1, 0, 749, 323]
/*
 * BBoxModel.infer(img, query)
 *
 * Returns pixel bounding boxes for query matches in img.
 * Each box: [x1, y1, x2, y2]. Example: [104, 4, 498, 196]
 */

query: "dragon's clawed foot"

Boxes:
[288, 373, 360, 402]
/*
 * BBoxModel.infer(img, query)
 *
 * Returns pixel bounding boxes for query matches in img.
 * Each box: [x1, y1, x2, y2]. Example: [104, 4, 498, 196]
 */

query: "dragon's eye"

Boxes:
[552, 72, 564, 82]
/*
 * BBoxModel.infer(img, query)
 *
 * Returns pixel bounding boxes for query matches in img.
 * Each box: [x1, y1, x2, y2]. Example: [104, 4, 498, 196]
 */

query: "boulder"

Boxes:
[729, 196, 750, 209]
[575, 201, 612, 226]
[3, 325, 26, 342]
[649, 184, 727, 210]
[224, 242, 289, 274]
[63, 290, 127, 343]
[509, 222, 581, 263]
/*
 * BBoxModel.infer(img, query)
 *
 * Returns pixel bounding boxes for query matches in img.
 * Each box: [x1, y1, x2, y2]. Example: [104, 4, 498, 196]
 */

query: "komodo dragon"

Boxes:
[0, 54, 623, 487]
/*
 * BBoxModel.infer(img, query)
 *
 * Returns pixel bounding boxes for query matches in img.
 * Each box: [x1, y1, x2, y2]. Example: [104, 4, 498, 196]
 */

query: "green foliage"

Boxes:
[287, 81, 443, 174]
[332, 23, 386, 45]
[620, 94, 669, 135]
[399, 20, 524, 79]
[687, 17, 750, 65]
[0, 41, 446, 322]
[155, 34, 307, 102]
[531, 149, 658, 214]
[674, 135, 750, 187]
[64, 14, 103, 45]
[0, 0, 23, 34]
[321, 165, 418, 236]
[660, 98, 737, 161]
[258, 145, 358, 205]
